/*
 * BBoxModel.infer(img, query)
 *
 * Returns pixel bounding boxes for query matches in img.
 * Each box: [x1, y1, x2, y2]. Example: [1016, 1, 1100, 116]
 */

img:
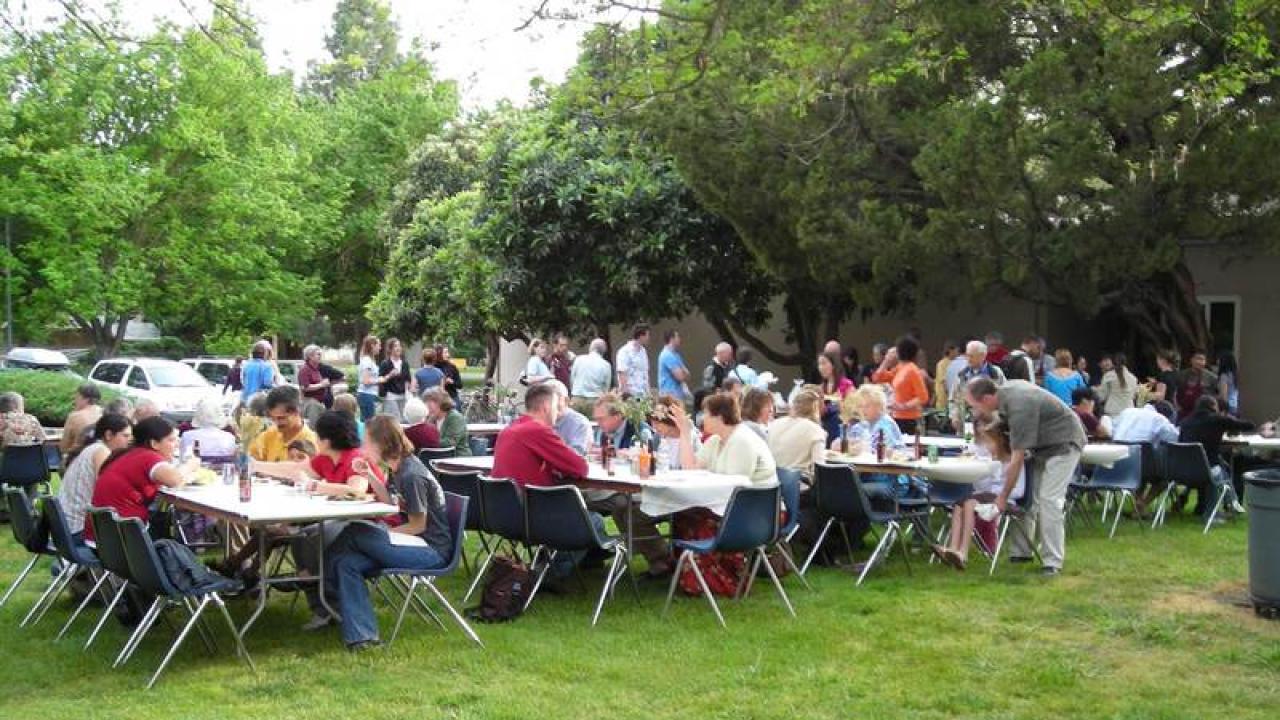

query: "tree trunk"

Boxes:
[483, 332, 500, 382]
[1102, 258, 1209, 370]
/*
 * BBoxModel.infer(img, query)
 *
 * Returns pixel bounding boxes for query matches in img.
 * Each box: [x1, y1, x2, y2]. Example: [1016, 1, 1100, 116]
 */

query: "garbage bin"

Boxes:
[1245, 469, 1280, 619]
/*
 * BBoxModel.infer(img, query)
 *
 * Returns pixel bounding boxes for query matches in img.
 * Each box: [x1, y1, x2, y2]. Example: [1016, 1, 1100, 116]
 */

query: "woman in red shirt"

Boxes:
[872, 336, 930, 435]
[86, 416, 196, 540]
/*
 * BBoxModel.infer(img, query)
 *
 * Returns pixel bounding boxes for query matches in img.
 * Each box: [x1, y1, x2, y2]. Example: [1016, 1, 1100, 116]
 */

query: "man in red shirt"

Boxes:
[492, 384, 588, 486]
[984, 330, 1009, 367]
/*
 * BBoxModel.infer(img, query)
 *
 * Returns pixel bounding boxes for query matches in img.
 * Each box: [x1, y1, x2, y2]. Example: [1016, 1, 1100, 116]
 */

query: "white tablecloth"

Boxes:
[903, 435, 969, 450]
[829, 453, 999, 485]
[1080, 443, 1131, 468]
[1225, 434, 1280, 450]
[466, 423, 505, 436]
[163, 481, 399, 525]
[434, 456, 752, 516]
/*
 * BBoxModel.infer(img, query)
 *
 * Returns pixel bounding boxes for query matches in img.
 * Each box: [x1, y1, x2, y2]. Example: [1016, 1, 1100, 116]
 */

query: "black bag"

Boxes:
[154, 539, 242, 595]
[467, 555, 530, 623]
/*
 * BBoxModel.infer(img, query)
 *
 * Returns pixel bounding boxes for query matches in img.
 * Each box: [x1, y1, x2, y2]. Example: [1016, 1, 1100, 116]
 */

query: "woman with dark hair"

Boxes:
[669, 395, 777, 597]
[326, 415, 452, 650]
[1178, 395, 1254, 520]
[377, 337, 409, 421]
[58, 413, 133, 539]
[1096, 352, 1139, 418]
[434, 344, 463, 405]
[817, 350, 854, 446]
[841, 346, 860, 383]
[872, 336, 930, 434]
[85, 416, 196, 541]
[1216, 352, 1240, 416]
[355, 335, 382, 421]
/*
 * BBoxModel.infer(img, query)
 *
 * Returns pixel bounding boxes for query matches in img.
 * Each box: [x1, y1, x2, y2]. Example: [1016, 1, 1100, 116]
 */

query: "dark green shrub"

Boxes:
[0, 370, 124, 426]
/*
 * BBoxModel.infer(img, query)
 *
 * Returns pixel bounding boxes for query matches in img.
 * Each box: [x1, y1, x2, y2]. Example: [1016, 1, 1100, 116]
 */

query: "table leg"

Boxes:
[237, 528, 270, 640]
[626, 497, 636, 575]
[317, 519, 341, 621]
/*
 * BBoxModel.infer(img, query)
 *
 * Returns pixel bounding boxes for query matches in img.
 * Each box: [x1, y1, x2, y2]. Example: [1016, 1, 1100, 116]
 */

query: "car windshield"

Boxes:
[143, 362, 210, 387]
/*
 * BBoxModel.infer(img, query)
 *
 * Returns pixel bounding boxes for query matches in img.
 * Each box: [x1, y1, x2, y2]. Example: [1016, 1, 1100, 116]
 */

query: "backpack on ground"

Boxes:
[467, 555, 531, 623]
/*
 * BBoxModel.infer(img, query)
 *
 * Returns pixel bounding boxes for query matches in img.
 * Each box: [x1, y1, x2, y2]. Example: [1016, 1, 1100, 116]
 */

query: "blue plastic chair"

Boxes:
[523, 485, 636, 625]
[773, 469, 811, 590]
[114, 517, 254, 689]
[1085, 445, 1144, 538]
[378, 492, 484, 648]
[39, 497, 110, 640]
[803, 463, 929, 586]
[2, 488, 52, 613]
[662, 484, 792, 628]
[462, 477, 526, 604]
[1, 444, 52, 493]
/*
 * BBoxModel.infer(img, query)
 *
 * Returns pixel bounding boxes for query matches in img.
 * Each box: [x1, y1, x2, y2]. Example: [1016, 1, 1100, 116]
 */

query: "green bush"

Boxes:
[0, 370, 124, 427]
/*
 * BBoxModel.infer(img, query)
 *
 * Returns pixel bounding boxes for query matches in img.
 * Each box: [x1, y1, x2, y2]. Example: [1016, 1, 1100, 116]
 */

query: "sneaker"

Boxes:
[301, 613, 333, 631]
[347, 639, 383, 653]
[1009, 556, 1034, 564]
[1040, 566, 1061, 577]
[1231, 500, 1246, 514]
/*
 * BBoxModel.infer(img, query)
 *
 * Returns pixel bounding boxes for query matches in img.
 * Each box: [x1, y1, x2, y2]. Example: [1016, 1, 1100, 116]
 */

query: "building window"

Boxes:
[1199, 295, 1240, 360]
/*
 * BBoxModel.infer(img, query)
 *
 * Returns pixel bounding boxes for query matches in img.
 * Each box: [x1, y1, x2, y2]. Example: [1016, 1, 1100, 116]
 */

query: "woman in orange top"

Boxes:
[871, 336, 930, 434]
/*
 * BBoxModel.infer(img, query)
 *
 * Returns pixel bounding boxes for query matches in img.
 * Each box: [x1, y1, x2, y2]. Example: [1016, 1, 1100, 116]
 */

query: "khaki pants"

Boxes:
[584, 490, 669, 570]
[1011, 450, 1079, 570]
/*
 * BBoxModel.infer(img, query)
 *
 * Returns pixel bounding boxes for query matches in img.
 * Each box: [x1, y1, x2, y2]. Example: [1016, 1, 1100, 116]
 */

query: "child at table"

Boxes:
[287, 438, 317, 463]
[933, 416, 1025, 570]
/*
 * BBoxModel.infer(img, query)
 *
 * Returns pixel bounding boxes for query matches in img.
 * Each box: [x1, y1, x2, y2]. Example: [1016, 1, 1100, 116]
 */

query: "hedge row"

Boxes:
[0, 370, 124, 427]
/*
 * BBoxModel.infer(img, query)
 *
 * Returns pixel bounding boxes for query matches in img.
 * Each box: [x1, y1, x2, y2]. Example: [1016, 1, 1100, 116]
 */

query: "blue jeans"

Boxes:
[326, 524, 445, 646]
[356, 392, 378, 421]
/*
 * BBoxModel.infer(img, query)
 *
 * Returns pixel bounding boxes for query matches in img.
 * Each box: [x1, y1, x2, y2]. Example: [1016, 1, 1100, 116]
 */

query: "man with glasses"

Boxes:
[248, 386, 317, 462]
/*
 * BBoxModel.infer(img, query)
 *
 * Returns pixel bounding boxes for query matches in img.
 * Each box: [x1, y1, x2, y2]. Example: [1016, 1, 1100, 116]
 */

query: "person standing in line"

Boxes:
[934, 340, 960, 411]
[240, 343, 276, 405]
[570, 338, 613, 413]
[615, 324, 652, 397]
[356, 335, 382, 422]
[1095, 352, 1139, 418]
[965, 376, 1085, 576]
[1216, 352, 1240, 416]
[377, 338, 410, 421]
[411, 347, 445, 397]
[657, 330, 692, 404]
[548, 334, 575, 388]
[434, 344, 464, 406]
[223, 356, 244, 396]
[701, 342, 734, 395]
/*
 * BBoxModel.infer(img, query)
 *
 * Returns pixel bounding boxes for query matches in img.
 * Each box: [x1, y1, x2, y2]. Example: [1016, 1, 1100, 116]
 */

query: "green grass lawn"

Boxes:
[1, 510, 1276, 719]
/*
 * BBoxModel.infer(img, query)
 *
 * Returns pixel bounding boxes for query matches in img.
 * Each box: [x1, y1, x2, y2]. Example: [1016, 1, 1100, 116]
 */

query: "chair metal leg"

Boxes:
[737, 551, 763, 601]
[86, 581, 129, 651]
[212, 594, 255, 672]
[857, 522, 896, 587]
[57, 568, 110, 640]
[685, 552, 726, 628]
[988, 516, 1011, 576]
[462, 547, 495, 604]
[1204, 485, 1228, 534]
[387, 577, 419, 647]
[590, 546, 627, 627]
[757, 547, 796, 617]
[800, 518, 834, 575]
[423, 581, 484, 648]
[661, 551, 690, 618]
[146, 596, 209, 690]
[22, 561, 77, 628]
[182, 596, 218, 656]
[0, 554, 41, 608]
[897, 521, 915, 574]
[388, 575, 445, 630]
[775, 544, 811, 591]
[522, 548, 553, 612]
[1109, 492, 1129, 539]
[115, 597, 165, 668]
[1100, 492, 1112, 524]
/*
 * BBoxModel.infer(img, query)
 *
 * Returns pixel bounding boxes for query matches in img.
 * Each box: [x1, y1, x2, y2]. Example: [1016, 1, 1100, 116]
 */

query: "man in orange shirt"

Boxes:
[871, 336, 930, 434]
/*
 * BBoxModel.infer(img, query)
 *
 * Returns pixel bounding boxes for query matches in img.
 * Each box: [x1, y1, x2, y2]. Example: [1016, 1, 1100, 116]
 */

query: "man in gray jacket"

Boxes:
[966, 377, 1085, 575]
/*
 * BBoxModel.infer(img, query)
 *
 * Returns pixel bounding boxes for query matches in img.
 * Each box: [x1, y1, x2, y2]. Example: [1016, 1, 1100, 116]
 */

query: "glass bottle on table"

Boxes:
[237, 450, 252, 502]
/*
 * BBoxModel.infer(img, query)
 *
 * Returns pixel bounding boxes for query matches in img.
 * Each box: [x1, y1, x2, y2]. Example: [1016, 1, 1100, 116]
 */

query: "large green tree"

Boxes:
[564, 0, 1280, 364]
[0, 17, 339, 355]
[306, 0, 458, 346]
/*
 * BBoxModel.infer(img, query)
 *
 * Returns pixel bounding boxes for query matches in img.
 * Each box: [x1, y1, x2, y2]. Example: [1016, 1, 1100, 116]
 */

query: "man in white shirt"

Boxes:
[570, 338, 612, 410]
[614, 324, 651, 397]
[1111, 401, 1179, 446]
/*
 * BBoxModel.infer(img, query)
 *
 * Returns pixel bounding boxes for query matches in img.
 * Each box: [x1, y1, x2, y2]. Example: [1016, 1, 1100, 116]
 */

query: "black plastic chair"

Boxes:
[40, 497, 110, 640]
[417, 447, 456, 464]
[114, 517, 254, 689]
[430, 463, 487, 576]
[20, 496, 99, 630]
[83, 508, 134, 651]
[1, 444, 52, 493]
[803, 463, 928, 586]
[378, 492, 484, 648]
[1, 487, 52, 613]
[662, 484, 792, 627]
[462, 477, 527, 604]
[523, 485, 635, 625]
[1160, 442, 1229, 533]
